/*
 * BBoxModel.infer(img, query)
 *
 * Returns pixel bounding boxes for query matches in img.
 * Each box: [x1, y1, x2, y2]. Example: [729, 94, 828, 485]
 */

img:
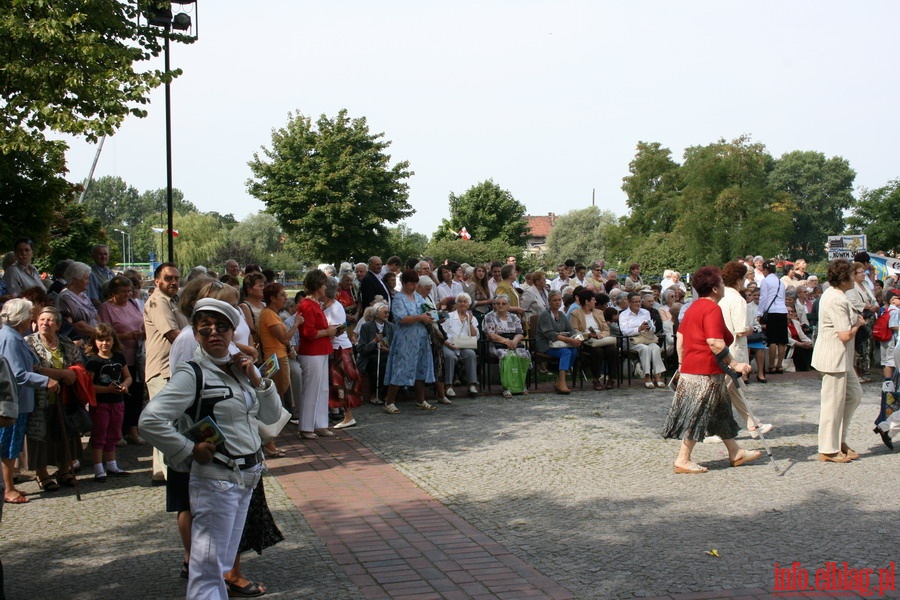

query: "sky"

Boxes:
[63, 1, 900, 239]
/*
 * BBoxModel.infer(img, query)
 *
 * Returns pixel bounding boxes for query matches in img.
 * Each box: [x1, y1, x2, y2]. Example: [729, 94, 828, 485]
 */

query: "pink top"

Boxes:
[98, 298, 145, 366]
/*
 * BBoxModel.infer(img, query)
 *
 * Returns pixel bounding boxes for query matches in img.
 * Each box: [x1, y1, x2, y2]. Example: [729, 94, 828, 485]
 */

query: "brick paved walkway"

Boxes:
[268, 432, 574, 599]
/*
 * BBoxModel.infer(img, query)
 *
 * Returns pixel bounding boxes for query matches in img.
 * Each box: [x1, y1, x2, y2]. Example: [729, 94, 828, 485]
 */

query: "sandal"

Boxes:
[644, 381, 655, 389]
[56, 473, 76, 487]
[264, 448, 286, 458]
[383, 403, 400, 414]
[673, 462, 708, 474]
[226, 579, 266, 597]
[180, 561, 189, 579]
[730, 449, 762, 467]
[415, 401, 437, 410]
[4, 492, 29, 503]
[36, 476, 60, 492]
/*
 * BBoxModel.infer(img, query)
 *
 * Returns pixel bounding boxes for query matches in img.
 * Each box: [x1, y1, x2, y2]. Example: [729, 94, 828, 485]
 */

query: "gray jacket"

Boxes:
[139, 347, 282, 484]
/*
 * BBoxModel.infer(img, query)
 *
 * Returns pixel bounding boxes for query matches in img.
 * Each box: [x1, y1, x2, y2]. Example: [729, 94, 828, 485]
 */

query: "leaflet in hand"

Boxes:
[183, 415, 226, 445]
[259, 353, 280, 379]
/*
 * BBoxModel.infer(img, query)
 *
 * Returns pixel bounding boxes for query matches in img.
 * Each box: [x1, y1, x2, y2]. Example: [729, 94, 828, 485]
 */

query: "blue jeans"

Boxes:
[545, 346, 579, 371]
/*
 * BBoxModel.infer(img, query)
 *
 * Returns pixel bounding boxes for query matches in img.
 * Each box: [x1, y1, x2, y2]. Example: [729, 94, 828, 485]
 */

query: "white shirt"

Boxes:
[619, 307, 653, 337]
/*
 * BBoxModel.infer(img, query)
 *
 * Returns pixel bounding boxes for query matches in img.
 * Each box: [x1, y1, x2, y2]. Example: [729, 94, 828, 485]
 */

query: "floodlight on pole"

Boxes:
[138, 0, 199, 264]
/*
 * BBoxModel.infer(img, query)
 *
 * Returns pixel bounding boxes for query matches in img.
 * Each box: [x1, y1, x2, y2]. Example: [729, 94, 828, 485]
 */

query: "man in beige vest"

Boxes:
[143, 263, 188, 482]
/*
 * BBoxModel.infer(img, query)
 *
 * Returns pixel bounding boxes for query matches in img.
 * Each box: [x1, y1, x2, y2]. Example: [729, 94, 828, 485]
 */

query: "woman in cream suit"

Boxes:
[811, 259, 866, 463]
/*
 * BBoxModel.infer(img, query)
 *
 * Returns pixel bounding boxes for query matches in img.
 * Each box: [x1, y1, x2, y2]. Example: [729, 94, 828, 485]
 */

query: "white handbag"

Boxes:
[453, 316, 478, 349]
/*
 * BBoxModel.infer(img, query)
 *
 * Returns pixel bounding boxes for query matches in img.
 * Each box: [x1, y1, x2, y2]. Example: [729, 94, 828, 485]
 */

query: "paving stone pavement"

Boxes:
[2, 372, 898, 599]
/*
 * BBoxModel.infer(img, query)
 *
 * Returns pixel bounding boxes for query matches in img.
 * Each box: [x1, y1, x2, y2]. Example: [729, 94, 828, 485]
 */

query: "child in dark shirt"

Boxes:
[85, 324, 133, 481]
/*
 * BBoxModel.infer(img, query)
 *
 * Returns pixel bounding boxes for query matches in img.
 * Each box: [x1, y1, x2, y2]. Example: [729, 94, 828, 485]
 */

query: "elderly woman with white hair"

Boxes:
[441, 293, 480, 398]
[0, 299, 59, 503]
[56, 260, 98, 341]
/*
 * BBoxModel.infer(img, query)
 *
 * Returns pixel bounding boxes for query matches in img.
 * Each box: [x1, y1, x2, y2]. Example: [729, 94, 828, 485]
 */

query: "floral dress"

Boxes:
[384, 292, 435, 386]
[482, 311, 530, 359]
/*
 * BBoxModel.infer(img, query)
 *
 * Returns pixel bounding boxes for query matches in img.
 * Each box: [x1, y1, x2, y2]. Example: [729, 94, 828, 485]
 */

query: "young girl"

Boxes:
[85, 324, 132, 481]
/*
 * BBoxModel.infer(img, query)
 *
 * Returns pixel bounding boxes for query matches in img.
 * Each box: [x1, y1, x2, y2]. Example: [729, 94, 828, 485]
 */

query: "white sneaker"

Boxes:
[445, 387, 456, 397]
[703, 435, 723, 443]
[749, 423, 773, 439]
[438, 397, 452, 405]
[468, 384, 479, 395]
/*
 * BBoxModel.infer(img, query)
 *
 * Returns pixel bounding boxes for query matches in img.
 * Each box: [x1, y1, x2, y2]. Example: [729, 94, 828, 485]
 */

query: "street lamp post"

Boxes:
[139, 1, 198, 264]
[114, 228, 132, 268]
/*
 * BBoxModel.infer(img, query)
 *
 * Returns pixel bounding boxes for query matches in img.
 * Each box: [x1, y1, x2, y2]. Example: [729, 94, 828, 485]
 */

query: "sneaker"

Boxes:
[437, 397, 452, 405]
[468, 384, 479, 395]
[702, 435, 723, 443]
[445, 387, 456, 397]
[748, 423, 773, 439]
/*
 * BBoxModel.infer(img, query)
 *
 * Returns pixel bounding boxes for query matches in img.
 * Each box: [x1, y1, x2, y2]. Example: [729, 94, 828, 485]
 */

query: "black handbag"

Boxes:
[747, 330, 767, 345]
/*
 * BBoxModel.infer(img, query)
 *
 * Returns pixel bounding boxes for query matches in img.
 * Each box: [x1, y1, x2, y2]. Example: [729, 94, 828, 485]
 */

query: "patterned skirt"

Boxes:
[239, 479, 284, 555]
[661, 373, 739, 442]
[328, 348, 363, 410]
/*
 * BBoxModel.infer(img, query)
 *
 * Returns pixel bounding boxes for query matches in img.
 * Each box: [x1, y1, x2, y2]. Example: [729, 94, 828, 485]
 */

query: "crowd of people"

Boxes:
[0, 240, 898, 598]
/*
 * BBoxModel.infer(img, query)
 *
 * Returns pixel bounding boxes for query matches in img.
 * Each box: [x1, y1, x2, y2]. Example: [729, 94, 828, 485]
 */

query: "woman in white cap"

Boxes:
[140, 298, 284, 599]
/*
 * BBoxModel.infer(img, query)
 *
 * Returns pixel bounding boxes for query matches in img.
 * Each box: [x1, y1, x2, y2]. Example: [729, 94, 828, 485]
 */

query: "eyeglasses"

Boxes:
[196, 321, 234, 337]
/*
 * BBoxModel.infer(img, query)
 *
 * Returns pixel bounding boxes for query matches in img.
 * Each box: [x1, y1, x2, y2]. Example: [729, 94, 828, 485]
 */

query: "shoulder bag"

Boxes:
[453, 315, 478, 349]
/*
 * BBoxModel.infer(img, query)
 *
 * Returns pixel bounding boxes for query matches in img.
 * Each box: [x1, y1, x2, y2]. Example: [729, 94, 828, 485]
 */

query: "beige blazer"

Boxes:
[811, 287, 855, 373]
[570, 308, 612, 338]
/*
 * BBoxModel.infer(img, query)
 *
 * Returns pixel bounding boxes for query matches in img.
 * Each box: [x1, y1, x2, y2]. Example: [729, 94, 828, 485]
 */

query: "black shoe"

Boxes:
[756, 375, 768, 383]
[94, 473, 107, 482]
[107, 469, 131, 478]
[875, 427, 894, 450]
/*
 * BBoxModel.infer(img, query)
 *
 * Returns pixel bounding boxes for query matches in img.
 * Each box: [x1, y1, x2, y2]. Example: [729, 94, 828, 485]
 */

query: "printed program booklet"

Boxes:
[259, 353, 280, 379]
[183, 415, 226, 445]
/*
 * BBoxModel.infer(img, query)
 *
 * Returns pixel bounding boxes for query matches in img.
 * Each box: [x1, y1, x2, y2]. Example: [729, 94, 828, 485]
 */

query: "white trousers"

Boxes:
[299, 354, 329, 432]
[726, 377, 757, 429]
[633, 343, 664, 377]
[187, 475, 253, 600]
[147, 375, 169, 481]
[288, 357, 303, 420]
[877, 412, 900, 438]
[817, 370, 862, 454]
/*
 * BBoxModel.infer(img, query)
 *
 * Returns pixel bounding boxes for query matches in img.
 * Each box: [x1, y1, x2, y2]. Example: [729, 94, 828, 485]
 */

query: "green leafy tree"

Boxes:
[543, 206, 618, 268]
[0, 0, 173, 155]
[625, 232, 693, 275]
[432, 180, 529, 248]
[81, 176, 142, 226]
[846, 180, 900, 254]
[383, 224, 429, 262]
[0, 141, 71, 252]
[424, 238, 525, 269]
[80, 180, 197, 263]
[209, 212, 283, 268]
[169, 212, 226, 271]
[621, 142, 682, 236]
[768, 150, 856, 260]
[247, 109, 414, 267]
[677, 136, 790, 265]
[39, 198, 112, 272]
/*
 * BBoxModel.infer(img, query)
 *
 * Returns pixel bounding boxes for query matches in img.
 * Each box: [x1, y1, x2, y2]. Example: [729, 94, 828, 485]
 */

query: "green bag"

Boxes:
[500, 354, 529, 394]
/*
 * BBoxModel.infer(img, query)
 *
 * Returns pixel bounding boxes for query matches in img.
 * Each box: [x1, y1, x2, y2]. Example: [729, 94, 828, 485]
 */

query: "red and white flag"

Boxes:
[459, 227, 471, 240]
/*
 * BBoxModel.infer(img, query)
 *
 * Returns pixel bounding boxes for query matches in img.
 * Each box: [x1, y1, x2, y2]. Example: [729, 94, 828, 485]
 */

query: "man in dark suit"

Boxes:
[359, 256, 391, 313]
